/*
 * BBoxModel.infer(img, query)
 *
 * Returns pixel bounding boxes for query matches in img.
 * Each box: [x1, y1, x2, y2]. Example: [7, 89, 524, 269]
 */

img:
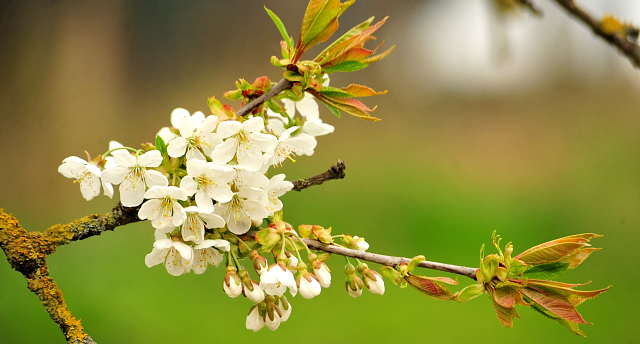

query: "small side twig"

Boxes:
[236, 78, 294, 117]
[516, 0, 543, 16]
[300, 238, 478, 280]
[291, 160, 346, 191]
[552, 0, 640, 68]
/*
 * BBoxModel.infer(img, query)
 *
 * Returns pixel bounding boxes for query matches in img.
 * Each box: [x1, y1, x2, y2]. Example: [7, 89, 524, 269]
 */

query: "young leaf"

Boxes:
[265, 7, 293, 51]
[404, 273, 457, 300]
[315, 17, 374, 60]
[456, 284, 486, 303]
[155, 135, 167, 157]
[521, 262, 570, 280]
[529, 303, 586, 337]
[323, 60, 369, 73]
[299, 0, 341, 46]
[492, 298, 519, 327]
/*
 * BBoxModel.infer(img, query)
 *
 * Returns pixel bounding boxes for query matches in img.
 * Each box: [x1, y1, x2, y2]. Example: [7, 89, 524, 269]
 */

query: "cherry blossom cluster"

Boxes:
[58, 89, 385, 331]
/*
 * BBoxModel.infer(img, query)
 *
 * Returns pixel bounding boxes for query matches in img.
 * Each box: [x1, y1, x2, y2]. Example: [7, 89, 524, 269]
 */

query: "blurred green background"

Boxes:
[1, 0, 639, 343]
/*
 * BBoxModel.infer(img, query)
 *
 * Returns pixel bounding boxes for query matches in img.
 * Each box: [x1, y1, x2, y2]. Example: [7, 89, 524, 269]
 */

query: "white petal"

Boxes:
[113, 152, 136, 167]
[138, 150, 163, 167]
[79, 174, 101, 201]
[216, 120, 242, 138]
[195, 191, 215, 214]
[296, 95, 320, 120]
[180, 176, 197, 196]
[167, 137, 188, 158]
[170, 108, 190, 128]
[242, 117, 265, 133]
[138, 199, 160, 220]
[199, 212, 226, 229]
[144, 170, 169, 188]
[100, 166, 128, 184]
[145, 247, 168, 268]
[178, 117, 196, 137]
[210, 138, 238, 165]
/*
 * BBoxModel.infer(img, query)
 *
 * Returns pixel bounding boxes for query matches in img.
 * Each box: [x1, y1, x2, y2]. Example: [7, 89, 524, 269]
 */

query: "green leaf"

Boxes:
[265, 7, 293, 51]
[319, 86, 353, 98]
[155, 135, 167, 157]
[456, 284, 486, 303]
[323, 60, 368, 73]
[381, 266, 402, 285]
[255, 228, 281, 253]
[299, 0, 341, 46]
[407, 255, 425, 273]
[322, 102, 341, 117]
[521, 262, 570, 280]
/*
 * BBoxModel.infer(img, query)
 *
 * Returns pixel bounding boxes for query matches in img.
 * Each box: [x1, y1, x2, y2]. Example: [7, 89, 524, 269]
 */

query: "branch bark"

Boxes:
[236, 77, 294, 117]
[552, 0, 640, 68]
[300, 237, 478, 280]
[291, 159, 346, 191]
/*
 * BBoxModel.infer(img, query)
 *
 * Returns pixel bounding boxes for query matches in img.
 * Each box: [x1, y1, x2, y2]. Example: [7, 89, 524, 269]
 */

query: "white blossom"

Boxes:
[180, 159, 234, 214]
[214, 188, 268, 234]
[138, 186, 188, 229]
[265, 126, 317, 167]
[263, 174, 293, 216]
[192, 239, 229, 274]
[210, 117, 277, 171]
[298, 275, 322, 299]
[58, 156, 113, 201]
[167, 115, 221, 161]
[144, 238, 193, 276]
[101, 150, 168, 207]
[181, 206, 226, 244]
[157, 108, 206, 142]
[259, 264, 297, 297]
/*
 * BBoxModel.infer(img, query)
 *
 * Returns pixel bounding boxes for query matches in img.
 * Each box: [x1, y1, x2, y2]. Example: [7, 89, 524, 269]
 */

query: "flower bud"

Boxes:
[264, 296, 282, 331]
[298, 274, 322, 299]
[275, 296, 292, 322]
[342, 235, 369, 251]
[223, 266, 243, 298]
[345, 263, 364, 298]
[243, 280, 266, 304]
[309, 253, 331, 288]
[246, 303, 266, 332]
[250, 249, 269, 275]
[357, 262, 385, 295]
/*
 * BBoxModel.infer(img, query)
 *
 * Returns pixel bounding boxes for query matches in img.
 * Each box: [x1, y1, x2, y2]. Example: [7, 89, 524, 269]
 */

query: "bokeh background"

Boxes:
[2, 0, 639, 343]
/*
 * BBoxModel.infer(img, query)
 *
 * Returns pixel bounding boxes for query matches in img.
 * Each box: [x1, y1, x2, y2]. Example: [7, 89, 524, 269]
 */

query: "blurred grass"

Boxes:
[2, 88, 639, 343]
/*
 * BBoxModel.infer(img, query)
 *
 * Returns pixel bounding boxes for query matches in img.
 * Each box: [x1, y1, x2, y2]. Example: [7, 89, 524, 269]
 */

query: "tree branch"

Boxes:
[300, 237, 478, 280]
[291, 159, 346, 191]
[236, 77, 294, 117]
[551, 0, 640, 68]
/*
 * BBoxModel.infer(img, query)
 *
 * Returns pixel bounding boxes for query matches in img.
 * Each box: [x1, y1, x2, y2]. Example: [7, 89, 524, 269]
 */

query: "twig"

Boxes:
[516, 0, 543, 16]
[552, 0, 640, 68]
[300, 238, 478, 280]
[291, 159, 346, 191]
[236, 78, 294, 117]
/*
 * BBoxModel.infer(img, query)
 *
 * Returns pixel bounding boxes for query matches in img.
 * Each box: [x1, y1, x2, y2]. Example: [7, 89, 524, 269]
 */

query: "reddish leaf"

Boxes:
[340, 84, 387, 97]
[404, 273, 456, 300]
[519, 287, 589, 324]
[492, 298, 519, 327]
[566, 247, 601, 269]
